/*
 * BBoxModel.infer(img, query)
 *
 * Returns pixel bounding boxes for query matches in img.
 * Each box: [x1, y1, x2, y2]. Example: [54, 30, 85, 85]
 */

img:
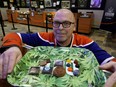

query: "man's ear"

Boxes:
[73, 27, 76, 31]
[73, 23, 76, 31]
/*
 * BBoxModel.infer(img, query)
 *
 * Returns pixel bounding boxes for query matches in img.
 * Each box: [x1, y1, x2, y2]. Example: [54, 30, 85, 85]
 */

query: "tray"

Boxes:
[7, 46, 106, 87]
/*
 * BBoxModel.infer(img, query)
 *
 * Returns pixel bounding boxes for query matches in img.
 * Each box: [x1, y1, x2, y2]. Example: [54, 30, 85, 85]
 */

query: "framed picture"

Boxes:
[21, 0, 26, 7]
[72, 0, 76, 3]
[61, 1, 70, 9]
[36, 0, 39, 7]
[31, 1, 38, 7]
[16, 0, 20, 6]
[78, 0, 87, 8]
[3, 1, 8, 6]
[44, 0, 52, 7]
[10, 0, 14, 3]
[90, 0, 102, 8]
[26, 0, 31, 7]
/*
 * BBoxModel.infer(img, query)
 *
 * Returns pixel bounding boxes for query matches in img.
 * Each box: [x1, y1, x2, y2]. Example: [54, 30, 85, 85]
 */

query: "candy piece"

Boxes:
[45, 67, 50, 71]
[54, 60, 63, 66]
[66, 63, 70, 67]
[74, 60, 78, 65]
[73, 70, 79, 76]
[29, 67, 40, 75]
[53, 66, 66, 77]
[42, 67, 53, 74]
[39, 61, 47, 66]
[66, 59, 71, 63]
[68, 67, 73, 72]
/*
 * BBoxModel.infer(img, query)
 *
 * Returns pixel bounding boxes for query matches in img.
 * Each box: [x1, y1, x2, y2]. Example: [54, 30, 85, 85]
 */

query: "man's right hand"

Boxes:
[0, 47, 22, 79]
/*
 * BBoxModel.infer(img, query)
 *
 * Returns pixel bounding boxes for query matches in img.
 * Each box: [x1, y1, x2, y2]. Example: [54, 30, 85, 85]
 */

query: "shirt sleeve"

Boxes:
[84, 41, 114, 64]
[0, 32, 23, 53]
[1, 32, 22, 48]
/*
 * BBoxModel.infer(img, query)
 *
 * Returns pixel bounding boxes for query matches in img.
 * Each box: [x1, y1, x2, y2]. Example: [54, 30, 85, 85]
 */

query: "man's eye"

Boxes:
[64, 22, 70, 25]
[54, 22, 60, 24]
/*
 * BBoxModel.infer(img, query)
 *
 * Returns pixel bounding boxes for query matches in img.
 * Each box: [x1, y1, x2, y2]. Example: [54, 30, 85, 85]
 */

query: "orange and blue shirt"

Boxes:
[1, 32, 114, 64]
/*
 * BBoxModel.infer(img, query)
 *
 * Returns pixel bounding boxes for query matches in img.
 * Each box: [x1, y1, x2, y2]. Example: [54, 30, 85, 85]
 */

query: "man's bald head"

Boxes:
[53, 9, 75, 22]
[53, 9, 76, 46]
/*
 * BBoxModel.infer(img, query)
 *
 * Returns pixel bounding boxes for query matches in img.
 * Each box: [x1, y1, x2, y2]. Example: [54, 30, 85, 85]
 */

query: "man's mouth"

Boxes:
[57, 33, 66, 36]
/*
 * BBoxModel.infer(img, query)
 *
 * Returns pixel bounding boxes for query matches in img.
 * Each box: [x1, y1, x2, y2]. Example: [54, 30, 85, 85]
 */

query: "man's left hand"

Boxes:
[99, 61, 116, 87]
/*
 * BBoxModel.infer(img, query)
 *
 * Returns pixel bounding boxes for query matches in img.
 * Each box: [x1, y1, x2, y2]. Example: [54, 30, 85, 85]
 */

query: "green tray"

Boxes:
[7, 46, 106, 87]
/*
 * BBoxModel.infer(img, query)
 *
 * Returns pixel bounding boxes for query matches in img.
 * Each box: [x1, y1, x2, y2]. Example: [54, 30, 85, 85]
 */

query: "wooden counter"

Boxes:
[6, 10, 55, 28]
[6, 10, 93, 33]
[29, 12, 44, 27]
[78, 13, 94, 34]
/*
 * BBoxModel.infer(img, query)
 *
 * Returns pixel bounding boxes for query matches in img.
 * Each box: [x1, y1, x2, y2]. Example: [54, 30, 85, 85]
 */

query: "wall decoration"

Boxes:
[39, 0, 44, 9]
[90, 0, 102, 8]
[16, 0, 20, 6]
[72, 0, 76, 3]
[31, 1, 38, 7]
[26, 0, 31, 7]
[100, 0, 116, 32]
[21, 0, 26, 7]
[3, 1, 8, 6]
[78, 0, 87, 8]
[10, 0, 14, 3]
[61, 1, 70, 9]
[36, 0, 39, 7]
[44, 0, 52, 7]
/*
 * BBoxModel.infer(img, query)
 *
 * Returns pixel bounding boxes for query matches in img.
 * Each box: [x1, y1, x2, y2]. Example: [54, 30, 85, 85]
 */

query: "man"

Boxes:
[0, 9, 116, 87]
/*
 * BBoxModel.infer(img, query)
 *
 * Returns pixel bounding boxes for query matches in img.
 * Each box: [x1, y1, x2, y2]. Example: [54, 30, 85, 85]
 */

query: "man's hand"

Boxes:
[0, 47, 22, 79]
[99, 61, 116, 87]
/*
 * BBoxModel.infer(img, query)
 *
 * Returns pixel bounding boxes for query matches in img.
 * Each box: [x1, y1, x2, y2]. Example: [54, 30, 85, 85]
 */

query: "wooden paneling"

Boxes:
[30, 12, 44, 26]
[6, 10, 18, 22]
[78, 13, 93, 34]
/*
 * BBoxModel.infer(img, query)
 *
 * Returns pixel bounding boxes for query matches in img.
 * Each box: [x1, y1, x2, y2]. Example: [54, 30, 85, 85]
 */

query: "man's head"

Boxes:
[53, 9, 76, 46]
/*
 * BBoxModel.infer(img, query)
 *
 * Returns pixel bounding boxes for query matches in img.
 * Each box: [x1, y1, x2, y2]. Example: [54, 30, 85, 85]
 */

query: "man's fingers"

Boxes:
[16, 54, 22, 64]
[0, 55, 3, 79]
[8, 53, 17, 73]
[104, 71, 116, 87]
[0, 47, 22, 79]
[99, 62, 116, 70]
[2, 53, 9, 79]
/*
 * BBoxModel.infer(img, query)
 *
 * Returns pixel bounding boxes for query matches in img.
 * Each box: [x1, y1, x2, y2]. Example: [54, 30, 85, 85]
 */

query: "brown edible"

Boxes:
[53, 66, 66, 77]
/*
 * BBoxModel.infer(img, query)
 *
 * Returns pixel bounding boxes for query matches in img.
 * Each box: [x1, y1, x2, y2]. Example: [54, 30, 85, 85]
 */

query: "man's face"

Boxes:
[53, 11, 75, 44]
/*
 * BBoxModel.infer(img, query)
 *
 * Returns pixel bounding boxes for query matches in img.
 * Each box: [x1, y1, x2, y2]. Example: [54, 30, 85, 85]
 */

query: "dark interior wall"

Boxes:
[0, 0, 4, 7]
[100, 0, 116, 32]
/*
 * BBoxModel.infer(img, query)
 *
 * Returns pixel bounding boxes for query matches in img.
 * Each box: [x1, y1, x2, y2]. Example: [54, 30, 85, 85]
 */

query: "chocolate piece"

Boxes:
[29, 67, 40, 75]
[74, 60, 78, 65]
[54, 60, 63, 66]
[39, 61, 47, 66]
[42, 67, 53, 74]
[53, 66, 66, 77]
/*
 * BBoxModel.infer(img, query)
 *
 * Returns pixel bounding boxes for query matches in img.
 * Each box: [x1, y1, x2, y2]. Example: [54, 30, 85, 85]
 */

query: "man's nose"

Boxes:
[59, 24, 63, 30]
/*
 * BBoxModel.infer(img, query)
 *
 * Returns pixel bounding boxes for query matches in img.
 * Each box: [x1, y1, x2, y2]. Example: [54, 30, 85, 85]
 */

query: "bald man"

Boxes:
[0, 9, 116, 87]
